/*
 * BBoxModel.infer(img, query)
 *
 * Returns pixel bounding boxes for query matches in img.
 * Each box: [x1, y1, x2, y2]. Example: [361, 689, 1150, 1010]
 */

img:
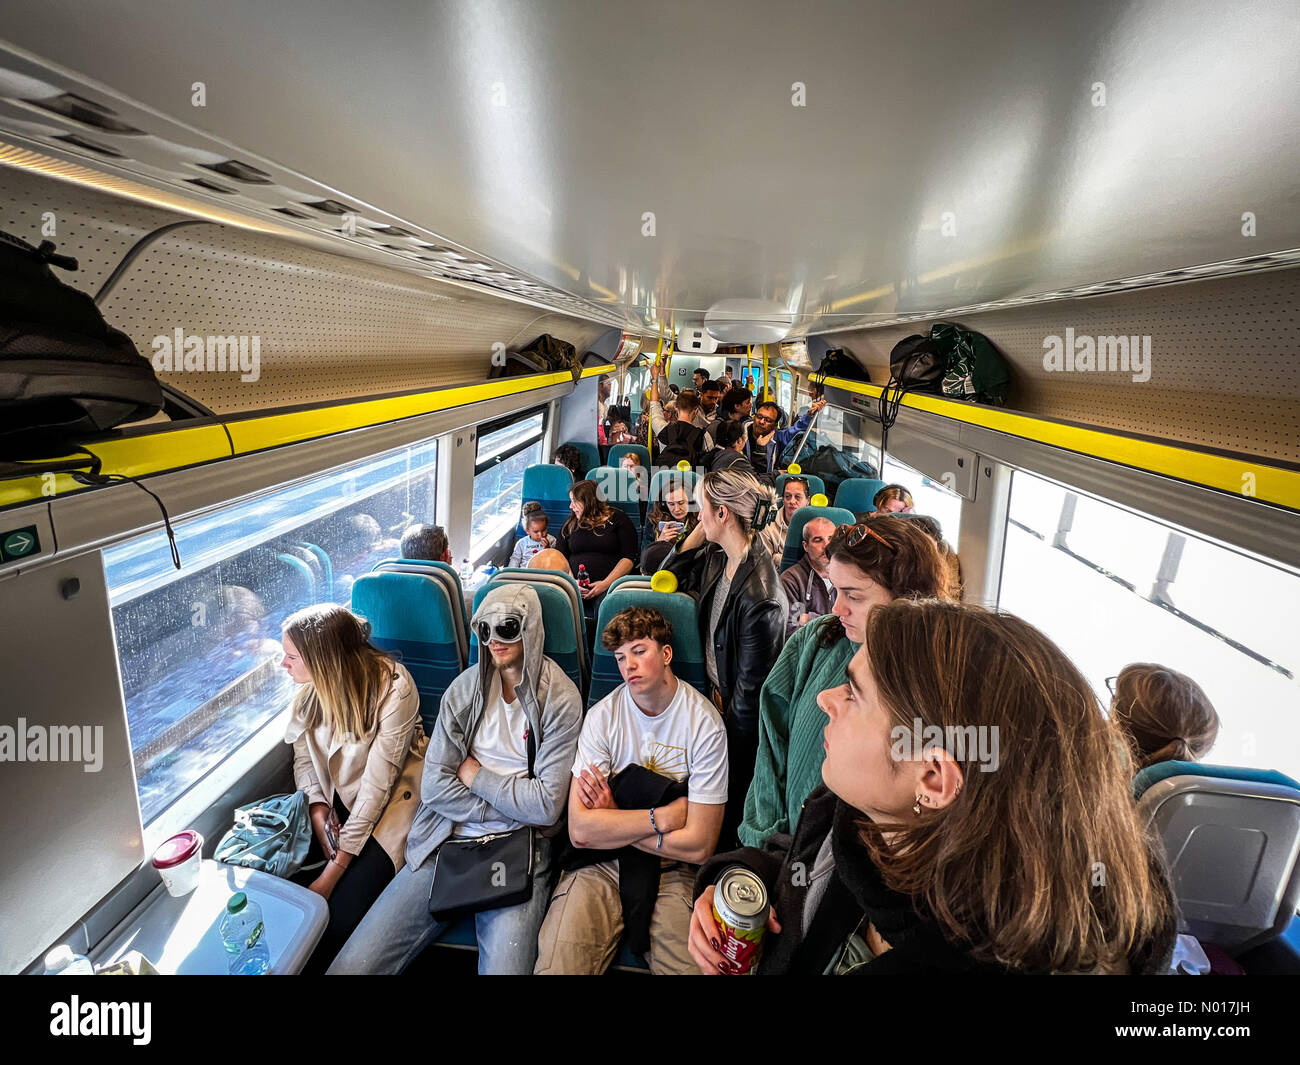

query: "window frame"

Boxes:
[103, 436, 440, 841]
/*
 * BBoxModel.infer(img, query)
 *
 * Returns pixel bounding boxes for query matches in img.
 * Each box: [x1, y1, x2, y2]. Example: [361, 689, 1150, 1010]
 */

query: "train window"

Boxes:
[471, 410, 546, 558]
[879, 454, 963, 549]
[999, 470, 1300, 780]
[777, 372, 792, 416]
[103, 439, 438, 829]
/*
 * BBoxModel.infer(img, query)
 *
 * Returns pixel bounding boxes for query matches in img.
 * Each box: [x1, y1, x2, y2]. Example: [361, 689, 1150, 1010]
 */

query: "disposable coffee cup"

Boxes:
[152, 830, 203, 896]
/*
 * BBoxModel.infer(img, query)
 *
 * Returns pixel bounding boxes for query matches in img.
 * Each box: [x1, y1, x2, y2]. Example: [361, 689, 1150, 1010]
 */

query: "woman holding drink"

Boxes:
[688, 599, 1178, 975]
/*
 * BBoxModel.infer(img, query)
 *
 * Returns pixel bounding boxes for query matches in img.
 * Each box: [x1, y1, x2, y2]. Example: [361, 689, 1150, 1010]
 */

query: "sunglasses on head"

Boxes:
[838, 522, 896, 552]
[477, 614, 524, 643]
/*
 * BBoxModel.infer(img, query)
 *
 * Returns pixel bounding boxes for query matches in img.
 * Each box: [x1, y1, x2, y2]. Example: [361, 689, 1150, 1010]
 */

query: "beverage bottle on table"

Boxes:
[220, 892, 270, 975]
[44, 944, 94, 975]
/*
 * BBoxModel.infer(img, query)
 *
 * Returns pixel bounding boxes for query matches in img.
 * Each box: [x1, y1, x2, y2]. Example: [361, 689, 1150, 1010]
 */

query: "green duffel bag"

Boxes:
[931, 321, 1012, 407]
[214, 791, 313, 879]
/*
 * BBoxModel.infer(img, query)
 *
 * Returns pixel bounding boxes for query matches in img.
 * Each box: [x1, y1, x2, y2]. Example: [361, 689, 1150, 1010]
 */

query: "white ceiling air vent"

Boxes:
[675, 323, 718, 353]
[704, 299, 795, 344]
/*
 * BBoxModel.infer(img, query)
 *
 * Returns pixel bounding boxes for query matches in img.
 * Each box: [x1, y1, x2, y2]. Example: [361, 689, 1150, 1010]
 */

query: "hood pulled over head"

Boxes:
[472, 583, 545, 704]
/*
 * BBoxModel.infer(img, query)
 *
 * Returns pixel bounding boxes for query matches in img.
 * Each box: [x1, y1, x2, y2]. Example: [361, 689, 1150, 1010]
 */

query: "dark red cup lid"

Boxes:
[152, 830, 202, 869]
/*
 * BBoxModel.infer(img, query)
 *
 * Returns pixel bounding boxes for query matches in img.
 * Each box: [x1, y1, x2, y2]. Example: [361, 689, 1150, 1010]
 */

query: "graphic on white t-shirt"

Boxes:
[573, 678, 728, 805]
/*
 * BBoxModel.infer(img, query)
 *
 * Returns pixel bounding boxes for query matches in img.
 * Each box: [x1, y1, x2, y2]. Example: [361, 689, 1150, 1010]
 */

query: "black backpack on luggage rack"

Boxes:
[488, 333, 582, 383]
[0, 230, 183, 569]
[0, 230, 163, 463]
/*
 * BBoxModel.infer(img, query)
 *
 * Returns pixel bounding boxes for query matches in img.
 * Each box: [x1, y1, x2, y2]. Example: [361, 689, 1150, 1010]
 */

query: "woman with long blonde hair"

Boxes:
[281, 603, 427, 972]
[689, 599, 1177, 975]
[659, 467, 786, 844]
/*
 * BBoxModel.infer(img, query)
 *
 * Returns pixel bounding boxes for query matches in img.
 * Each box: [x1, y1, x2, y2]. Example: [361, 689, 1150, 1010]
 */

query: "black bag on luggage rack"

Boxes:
[488, 333, 582, 382]
[815, 346, 871, 383]
[0, 230, 163, 461]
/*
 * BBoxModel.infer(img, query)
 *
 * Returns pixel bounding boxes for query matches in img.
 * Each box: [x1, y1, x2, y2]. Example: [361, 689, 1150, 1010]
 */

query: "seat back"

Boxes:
[587, 588, 706, 708]
[1137, 763, 1300, 953]
[562, 440, 600, 476]
[780, 505, 857, 572]
[351, 571, 464, 734]
[587, 465, 643, 524]
[833, 477, 889, 514]
[372, 559, 470, 659]
[607, 443, 651, 469]
[648, 468, 700, 506]
[296, 541, 334, 602]
[775, 472, 826, 500]
[468, 568, 587, 690]
[516, 463, 575, 538]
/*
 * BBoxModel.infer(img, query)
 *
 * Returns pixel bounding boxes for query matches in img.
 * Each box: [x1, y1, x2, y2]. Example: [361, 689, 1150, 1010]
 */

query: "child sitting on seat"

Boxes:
[509, 503, 556, 568]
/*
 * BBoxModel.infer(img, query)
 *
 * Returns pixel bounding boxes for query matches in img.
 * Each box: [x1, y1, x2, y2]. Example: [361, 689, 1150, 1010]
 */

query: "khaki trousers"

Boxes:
[534, 858, 697, 975]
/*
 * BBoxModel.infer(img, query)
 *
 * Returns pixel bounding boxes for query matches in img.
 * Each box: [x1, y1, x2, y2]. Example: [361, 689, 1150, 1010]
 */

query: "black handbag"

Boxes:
[427, 723, 537, 921]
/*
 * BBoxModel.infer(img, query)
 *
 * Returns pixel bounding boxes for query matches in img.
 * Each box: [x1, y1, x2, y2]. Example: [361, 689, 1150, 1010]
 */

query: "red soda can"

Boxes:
[712, 865, 767, 974]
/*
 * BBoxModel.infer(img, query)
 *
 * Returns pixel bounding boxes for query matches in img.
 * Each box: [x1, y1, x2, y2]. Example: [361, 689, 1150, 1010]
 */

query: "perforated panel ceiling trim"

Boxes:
[819, 268, 1300, 465]
[1, 166, 609, 414]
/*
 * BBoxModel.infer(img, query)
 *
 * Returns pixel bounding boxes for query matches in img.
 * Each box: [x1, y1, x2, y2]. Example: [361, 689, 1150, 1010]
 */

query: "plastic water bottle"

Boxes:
[459, 558, 473, 583]
[44, 944, 94, 975]
[577, 564, 591, 591]
[219, 892, 270, 975]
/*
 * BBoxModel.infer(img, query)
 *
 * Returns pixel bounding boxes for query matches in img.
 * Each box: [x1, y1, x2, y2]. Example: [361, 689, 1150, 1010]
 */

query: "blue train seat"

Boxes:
[587, 465, 644, 525]
[587, 587, 706, 708]
[562, 440, 600, 476]
[780, 505, 856, 572]
[372, 559, 470, 661]
[607, 443, 651, 469]
[470, 573, 587, 693]
[351, 571, 464, 734]
[832, 477, 889, 514]
[1137, 762, 1300, 953]
[516, 463, 575, 539]
[775, 472, 826, 500]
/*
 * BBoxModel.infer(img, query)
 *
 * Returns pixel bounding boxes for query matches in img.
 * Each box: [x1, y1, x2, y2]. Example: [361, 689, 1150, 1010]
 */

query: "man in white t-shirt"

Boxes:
[534, 607, 727, 975]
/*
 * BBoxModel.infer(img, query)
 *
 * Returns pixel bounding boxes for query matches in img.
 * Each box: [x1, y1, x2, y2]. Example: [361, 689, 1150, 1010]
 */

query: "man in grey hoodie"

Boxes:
[328, 584, 582, 974]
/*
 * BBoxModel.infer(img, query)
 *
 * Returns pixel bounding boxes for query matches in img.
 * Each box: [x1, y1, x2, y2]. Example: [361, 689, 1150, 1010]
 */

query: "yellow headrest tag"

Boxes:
[787, 462, 802, 475]
[811, 493, 828, 508]
[677, 460, 690, 471]
[650, 570, 678, 594]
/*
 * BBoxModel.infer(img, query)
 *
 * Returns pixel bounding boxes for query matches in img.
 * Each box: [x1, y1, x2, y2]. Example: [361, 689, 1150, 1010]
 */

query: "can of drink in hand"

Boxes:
[713, 865, 767, 974]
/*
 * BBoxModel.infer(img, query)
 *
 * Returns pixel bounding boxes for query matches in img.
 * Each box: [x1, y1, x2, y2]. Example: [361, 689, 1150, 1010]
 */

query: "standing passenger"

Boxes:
[281, 604, 427, 973]
[658, 470, 786, 846]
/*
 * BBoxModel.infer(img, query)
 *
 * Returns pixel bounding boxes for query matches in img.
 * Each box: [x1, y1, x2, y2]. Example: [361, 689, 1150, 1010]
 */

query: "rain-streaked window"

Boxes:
[104, 440, 437, 826]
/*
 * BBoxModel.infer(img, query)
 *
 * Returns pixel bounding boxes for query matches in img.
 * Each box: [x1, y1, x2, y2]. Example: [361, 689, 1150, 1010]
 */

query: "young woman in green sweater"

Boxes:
[739, 516, 950, 847]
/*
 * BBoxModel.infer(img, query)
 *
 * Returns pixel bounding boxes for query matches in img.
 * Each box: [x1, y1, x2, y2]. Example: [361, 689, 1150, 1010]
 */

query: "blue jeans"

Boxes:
[327, 834, 554, 975]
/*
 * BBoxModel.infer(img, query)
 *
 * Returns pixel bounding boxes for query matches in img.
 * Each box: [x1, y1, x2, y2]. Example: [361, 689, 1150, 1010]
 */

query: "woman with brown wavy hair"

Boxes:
[739, 516, 950, 849]
[691, 599, 1176, 975]
[554, 478, 638, 610]
[1109, 663, 1220, 770]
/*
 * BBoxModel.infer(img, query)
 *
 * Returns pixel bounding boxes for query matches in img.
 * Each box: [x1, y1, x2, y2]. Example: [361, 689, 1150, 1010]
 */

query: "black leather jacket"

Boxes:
[659, 536, 787, 752]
